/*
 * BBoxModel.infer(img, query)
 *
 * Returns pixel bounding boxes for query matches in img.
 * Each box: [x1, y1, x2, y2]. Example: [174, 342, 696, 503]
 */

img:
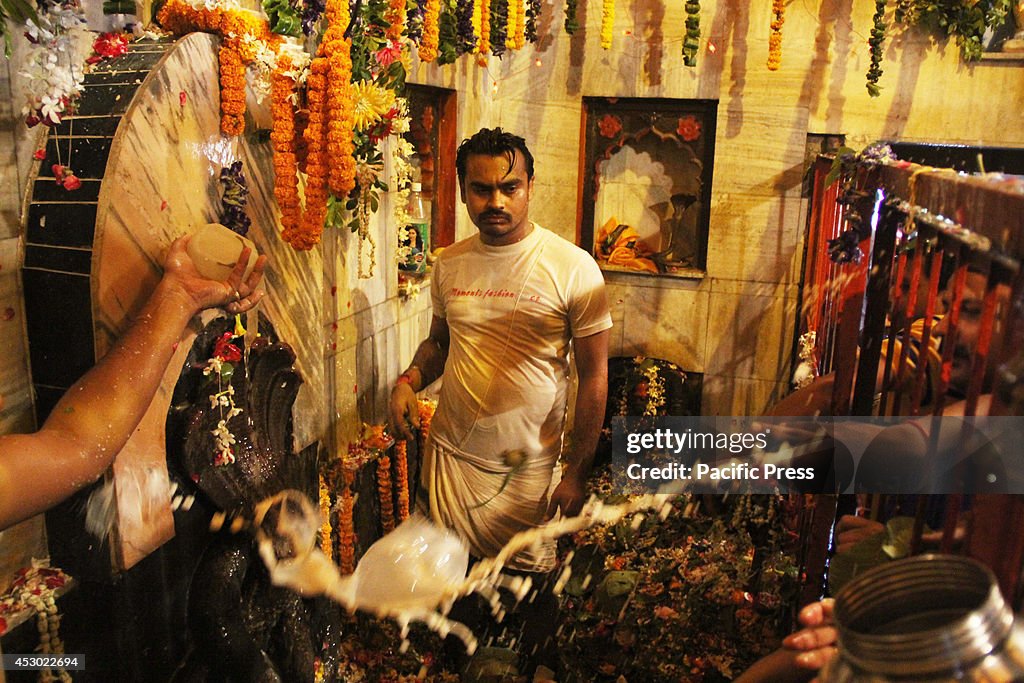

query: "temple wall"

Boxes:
[0, 0, 1022, 584]
[405, 0, 1024, 417]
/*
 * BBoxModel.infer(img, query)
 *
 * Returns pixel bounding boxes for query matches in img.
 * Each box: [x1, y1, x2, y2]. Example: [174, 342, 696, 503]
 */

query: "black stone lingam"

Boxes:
[165, 316, 343, 682]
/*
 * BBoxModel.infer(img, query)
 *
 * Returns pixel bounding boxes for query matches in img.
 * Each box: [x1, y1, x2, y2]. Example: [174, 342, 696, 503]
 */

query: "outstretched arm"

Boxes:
[547, 328, 609, 519]
[0, 236, 266, 530]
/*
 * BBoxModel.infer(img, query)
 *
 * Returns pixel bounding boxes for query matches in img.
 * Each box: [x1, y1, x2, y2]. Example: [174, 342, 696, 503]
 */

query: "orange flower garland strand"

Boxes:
[270, 65, 304, 245]
[417, 398, 435, 458]
[767, 0, 784, 70]
[478, 0, 491, 54]
[378, 454, 395, 533]
[418, 0, 442, 61]
[385, 0, 405, 43]
[157, 0, 279, 136]
[323, 0, 356, 198]
[337, 467, 356, 575]
[292, 56, 331, 249]
[318, 473, 333, 561]
[395, 440, 410, 521]
[218, 45, 246, 135]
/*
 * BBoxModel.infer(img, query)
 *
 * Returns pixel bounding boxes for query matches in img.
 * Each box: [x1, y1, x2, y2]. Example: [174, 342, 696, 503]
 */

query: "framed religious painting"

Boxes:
[578, 97, 717, 278]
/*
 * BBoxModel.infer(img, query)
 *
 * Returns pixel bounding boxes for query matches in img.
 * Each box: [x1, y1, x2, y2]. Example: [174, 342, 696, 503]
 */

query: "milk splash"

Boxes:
[247, 489, 679, 655]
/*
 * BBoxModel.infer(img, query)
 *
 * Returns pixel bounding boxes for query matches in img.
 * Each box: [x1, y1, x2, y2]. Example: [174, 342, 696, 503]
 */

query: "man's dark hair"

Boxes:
[455, 128, 535, 183]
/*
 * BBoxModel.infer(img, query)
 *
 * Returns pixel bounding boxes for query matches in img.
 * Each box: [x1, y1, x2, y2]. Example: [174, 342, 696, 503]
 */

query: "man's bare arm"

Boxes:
[389, 315, 450, 440]
[547, 328, 609, 518]
[0, 236, 266, 530]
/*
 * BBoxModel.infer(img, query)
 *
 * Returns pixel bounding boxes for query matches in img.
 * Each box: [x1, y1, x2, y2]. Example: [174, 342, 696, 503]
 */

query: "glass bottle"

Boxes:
[400, 182, 429, 274]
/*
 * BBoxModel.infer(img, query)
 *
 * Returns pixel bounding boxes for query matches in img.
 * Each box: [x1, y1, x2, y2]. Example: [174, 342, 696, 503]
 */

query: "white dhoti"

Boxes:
[420, 439, 558, 573]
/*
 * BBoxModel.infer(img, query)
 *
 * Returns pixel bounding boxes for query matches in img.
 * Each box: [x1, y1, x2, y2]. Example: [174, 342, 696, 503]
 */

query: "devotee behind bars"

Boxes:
[388, 127, 612, 679]
[0, 236, 266, 532]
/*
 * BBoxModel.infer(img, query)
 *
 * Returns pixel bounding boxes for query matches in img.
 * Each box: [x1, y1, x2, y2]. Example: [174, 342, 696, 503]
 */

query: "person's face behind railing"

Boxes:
[935, 271, 1012, 400]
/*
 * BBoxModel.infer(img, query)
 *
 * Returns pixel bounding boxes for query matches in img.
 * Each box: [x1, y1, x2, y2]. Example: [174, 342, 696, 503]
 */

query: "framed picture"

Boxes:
[578, 97, 717, 278]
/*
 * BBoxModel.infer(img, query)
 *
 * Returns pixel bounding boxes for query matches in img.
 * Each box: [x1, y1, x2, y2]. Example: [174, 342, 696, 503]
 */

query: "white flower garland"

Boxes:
[19, 0, 91, 126]
[0, 562, 72, 683]
[203, 355, 243, 466]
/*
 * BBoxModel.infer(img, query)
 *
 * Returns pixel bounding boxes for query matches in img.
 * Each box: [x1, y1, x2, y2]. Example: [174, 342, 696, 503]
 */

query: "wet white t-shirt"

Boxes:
[430, 224, 613, 469]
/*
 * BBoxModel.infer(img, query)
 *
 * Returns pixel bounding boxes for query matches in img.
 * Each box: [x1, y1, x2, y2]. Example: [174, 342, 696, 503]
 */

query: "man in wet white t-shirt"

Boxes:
[389, 127, 611, 679]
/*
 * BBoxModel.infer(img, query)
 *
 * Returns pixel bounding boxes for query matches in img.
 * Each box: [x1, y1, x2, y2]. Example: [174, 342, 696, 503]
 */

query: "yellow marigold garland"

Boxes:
[394, 440, 410, 521]
[318, 473, 333, 560]
[512, 0, 526, 49]
[418, 0, 441, 61]
[378, 454, 395, 533]
[471, 0, 483, 52]
[505, 0, 518, 49]
[767, 0, 784, 70]
[600, 0, 615, 49]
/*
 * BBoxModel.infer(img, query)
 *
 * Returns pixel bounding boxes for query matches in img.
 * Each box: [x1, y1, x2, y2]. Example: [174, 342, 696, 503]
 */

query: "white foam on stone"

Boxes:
[242, 488, 681, 655]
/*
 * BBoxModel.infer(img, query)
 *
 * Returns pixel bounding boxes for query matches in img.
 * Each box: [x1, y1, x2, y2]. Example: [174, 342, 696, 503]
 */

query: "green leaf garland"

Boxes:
[682, 0, 700, 67]
[866, 0, 886, 97]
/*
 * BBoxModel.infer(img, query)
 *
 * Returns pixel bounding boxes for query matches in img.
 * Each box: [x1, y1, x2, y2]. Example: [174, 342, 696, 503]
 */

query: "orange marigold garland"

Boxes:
[289, 55, 331, 250]
[157, 0, 279, 136]
[418, 0, 441, 61]
[394, 440, 410, 521]
[417, 398, 436, 457]
[378, 454, 395, 533]
[270, 65, 304, 244]
[337, 466, 356, 575]
[478, 0, 490, 53]
[767, 0, 784, 70]
[318, 473, 333, 560]
[385, 0, 406, 43]
[323, 0, 356, 198]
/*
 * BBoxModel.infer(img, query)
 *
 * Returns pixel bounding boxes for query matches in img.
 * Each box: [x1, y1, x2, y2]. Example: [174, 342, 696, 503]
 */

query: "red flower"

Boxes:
[44, 575, 66, 589]
[33, 149, 46, 160]
[375, 41, 402, 68]
[180, 91, 187, 107]
[62, 173, 82, 191]
[92, 32, 130, 60]
[213, 332, 242, 362]
[598, 114, 623, 139]
[0, 617, 6, 634]
[52, 164, 65, 178]
[677, 115, 702, 141]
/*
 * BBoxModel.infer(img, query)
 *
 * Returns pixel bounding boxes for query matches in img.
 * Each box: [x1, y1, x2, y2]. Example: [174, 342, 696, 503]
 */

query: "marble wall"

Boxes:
[404, 0, 1024, 416]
